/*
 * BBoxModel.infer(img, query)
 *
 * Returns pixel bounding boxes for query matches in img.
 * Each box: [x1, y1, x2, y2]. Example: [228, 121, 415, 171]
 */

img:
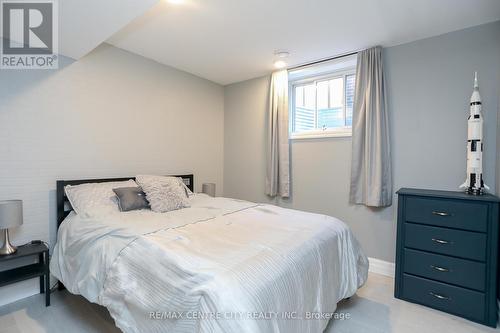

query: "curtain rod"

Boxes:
[287, 50, 358, 71]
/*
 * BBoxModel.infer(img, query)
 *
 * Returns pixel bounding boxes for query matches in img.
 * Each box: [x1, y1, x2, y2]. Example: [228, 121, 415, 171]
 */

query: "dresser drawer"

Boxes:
[403, 249, 486, 291]
[402, 274, 485, 322]
[404, 223, 487, 261]
[405, 197, 488, 232]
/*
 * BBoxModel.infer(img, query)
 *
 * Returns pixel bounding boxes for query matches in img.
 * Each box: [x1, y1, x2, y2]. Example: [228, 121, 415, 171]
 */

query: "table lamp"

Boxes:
[202, 183, 216, 197]
[0, 200, 23, 255]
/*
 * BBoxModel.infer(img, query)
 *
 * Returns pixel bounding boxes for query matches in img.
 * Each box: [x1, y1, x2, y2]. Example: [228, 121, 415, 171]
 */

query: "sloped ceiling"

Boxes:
[59, 0, 158, 59]
[0, 0, 158, 59]
[106, 0, 500, 85]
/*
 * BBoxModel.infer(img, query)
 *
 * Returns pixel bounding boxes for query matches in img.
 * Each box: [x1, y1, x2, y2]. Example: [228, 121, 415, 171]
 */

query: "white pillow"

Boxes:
[135, 175, 190, 213]
[177, 177, 194, 197]
[65, 180, 137, 217]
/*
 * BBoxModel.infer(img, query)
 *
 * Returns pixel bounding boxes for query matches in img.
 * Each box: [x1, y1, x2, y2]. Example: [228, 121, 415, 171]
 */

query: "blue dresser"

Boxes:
[395, 188, 499, 327]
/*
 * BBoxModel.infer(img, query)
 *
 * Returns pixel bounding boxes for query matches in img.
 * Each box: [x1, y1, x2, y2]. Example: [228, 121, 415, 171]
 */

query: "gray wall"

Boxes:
[498, 107, 500, 196]
[0, 43, 224, 304]
[497, 58, 500, 197]
[224, 21, 500, 262]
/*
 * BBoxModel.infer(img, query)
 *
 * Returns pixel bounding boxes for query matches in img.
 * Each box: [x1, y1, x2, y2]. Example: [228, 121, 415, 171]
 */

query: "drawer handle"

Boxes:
[429, 292, 451, 301]
[430, 265, 451, 273]
[431, 238, 453, 245]
[432, 211, 451, 217]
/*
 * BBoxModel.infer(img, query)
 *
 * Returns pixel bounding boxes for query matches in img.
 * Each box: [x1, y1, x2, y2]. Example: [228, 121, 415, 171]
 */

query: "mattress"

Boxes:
[50, 194, 368, 333]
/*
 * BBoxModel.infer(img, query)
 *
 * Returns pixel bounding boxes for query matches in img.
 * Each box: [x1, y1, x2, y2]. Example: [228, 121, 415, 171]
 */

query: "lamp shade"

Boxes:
[202, 183, 216, 197]
[0, 200, 23, 229]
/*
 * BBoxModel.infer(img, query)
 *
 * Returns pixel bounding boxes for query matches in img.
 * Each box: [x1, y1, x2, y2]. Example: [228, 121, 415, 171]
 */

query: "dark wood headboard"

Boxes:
[56, 174, 194, 229]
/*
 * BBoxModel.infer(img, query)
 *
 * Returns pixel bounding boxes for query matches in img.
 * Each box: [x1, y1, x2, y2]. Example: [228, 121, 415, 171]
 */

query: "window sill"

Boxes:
[290, 131, 352, 140]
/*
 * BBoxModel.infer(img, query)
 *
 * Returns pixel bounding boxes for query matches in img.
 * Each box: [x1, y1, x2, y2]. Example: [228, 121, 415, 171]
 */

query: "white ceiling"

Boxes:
[0, 0, 156, 59]
[5, 0, 498, 85]
[59, 0, 158, 59]
[106, 0, 500, 85]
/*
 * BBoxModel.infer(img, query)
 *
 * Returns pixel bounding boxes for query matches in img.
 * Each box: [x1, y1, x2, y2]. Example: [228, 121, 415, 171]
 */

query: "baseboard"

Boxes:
[368, 257, 395, 278]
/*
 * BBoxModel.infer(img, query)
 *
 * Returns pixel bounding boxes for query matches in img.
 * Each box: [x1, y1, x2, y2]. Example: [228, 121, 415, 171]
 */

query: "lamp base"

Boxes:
[0, 229, 17, 255]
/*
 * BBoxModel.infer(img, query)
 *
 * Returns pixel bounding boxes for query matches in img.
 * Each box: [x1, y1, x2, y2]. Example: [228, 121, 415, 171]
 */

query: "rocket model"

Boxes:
[460, 72, 489, 195]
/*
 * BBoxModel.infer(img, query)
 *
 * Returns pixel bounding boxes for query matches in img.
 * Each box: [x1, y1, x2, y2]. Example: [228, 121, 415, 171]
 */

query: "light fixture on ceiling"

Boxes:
[273, 60, 287, 69]
[273, 50, 290, 69]
[167, 0, 184, 4]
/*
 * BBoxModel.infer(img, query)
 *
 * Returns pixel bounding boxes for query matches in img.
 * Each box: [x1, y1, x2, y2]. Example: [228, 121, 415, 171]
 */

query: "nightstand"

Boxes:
[0, 243, 50, 306]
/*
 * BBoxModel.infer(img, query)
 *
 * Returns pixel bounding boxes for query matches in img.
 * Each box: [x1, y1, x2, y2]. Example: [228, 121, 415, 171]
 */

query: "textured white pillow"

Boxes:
[177, 177, 194, 197]
[65, 180, 137, 217]
[135, 175, 190, 213]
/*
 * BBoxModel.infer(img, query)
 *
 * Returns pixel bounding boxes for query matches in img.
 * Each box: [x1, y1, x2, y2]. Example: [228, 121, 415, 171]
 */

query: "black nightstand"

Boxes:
[0, 243, 50, 306]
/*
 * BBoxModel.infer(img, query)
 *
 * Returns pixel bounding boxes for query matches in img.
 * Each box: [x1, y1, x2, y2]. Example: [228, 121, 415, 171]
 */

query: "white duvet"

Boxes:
[50, 194, 368, 333]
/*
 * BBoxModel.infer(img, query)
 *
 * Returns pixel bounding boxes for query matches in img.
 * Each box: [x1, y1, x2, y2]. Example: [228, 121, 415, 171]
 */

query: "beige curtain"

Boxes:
[349, 46, 392, 207]
[266, 70, 290, 198]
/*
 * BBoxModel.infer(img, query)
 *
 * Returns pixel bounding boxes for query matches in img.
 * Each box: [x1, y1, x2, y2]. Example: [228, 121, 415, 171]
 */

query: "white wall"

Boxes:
[224, 21, 500, 263]
[0, 43, 224, 304]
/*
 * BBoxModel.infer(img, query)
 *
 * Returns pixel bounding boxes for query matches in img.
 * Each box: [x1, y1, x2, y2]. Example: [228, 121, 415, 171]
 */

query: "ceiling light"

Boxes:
[274, 60, 287, 69]
[274, 51, 290, 58]
[167, 0, 184, 4]
[273, 50, 290, 69]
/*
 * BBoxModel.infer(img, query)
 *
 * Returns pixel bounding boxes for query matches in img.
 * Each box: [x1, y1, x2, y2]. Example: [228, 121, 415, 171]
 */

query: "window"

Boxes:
[290, 66, 356, 139]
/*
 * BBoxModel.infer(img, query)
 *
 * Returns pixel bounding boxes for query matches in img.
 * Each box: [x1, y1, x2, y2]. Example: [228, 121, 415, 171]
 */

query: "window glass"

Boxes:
[290, 70, 356, 138]
[345, 74, 355, 127]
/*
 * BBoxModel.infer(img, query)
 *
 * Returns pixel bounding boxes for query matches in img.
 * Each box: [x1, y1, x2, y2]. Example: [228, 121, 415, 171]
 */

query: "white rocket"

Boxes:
[460, 72, 489, 195]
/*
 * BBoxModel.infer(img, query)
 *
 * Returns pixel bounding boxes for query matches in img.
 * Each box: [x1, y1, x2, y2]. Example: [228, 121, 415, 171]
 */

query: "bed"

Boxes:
[50, 175, 368, 333]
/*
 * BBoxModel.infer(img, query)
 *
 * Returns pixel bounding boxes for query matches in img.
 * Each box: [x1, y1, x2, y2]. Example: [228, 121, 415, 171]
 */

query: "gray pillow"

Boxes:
[113, 187, 150, 212]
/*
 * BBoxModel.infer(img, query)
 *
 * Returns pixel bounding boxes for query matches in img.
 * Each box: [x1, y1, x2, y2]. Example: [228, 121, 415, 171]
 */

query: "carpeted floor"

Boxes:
[0, 273, 497, 333]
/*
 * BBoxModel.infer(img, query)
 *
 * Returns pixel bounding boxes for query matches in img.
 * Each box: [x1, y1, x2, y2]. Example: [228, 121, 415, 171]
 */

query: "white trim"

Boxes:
[368, 257, 395, 278]
[290, 128, 352, 140]
[289, 67, 356, 85]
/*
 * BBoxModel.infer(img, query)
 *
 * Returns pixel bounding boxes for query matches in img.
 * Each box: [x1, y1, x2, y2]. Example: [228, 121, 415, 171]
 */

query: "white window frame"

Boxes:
[289, 67, 356, 140]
